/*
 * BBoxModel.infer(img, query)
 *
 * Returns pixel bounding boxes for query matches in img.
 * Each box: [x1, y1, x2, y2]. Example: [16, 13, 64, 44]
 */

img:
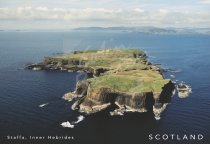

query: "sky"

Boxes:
[0, 0, 210, 29]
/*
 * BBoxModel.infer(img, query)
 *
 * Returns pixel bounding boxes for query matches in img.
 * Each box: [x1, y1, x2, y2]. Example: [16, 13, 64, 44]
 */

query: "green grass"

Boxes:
[86, 58, 120, 68]
[129, 79, 170, 93]
[49, 49, 169, 93]
[75, 49, 99, 53]
[121, 49, 144, 55]
[53, 49, 145, 60]
[88, 70, 169, 93]
[53, 49, 147, 70]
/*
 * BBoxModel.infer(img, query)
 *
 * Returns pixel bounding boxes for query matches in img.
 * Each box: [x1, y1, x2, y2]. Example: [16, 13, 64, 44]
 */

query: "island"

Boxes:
[26, 49, 175, 119]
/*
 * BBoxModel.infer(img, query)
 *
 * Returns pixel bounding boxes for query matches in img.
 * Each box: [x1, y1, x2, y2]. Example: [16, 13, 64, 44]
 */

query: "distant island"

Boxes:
[26, 49, 175, 119]
[74, 26, 210, 35]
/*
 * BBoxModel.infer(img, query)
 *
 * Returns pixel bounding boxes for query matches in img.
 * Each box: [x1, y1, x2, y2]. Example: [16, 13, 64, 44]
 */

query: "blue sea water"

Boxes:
[0, 30, 210, 144]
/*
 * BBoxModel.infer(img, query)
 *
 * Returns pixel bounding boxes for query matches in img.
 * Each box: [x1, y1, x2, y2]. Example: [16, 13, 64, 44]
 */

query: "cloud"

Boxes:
[158, 9, 168, 14]
[0, 6, 118, 20]
[0, 5, 210, 29]
[36, 6, 49, 11]
[199, 0, 210, 4]
[134, 8, 144, 13]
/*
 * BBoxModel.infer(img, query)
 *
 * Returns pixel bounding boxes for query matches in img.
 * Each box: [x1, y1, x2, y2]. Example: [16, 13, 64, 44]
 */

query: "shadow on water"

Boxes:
[71, 108, 157, 144]
[71, 82, 175, 144]
[69, 91, 161, 144]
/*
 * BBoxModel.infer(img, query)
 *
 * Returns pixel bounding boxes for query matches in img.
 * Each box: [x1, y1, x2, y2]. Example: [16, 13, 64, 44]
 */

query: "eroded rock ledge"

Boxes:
[26, 49, 175, 119]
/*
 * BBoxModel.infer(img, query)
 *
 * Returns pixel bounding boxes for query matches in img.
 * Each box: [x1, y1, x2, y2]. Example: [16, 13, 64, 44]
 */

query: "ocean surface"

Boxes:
[0, 30, 210, 144]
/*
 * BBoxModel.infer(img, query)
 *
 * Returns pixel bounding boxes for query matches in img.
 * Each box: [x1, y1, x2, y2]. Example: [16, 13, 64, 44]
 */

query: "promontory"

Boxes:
[26, 49, 175, 119]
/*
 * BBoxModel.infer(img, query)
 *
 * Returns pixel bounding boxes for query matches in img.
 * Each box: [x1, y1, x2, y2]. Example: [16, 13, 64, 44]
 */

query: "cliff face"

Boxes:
[26, 49, 175, 118]
[115, 92, 150, 110]
[64, 78, 174, 117]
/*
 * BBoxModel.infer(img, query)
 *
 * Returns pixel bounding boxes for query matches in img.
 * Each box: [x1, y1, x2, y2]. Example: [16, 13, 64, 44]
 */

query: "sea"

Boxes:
[0, 30, 210, 144]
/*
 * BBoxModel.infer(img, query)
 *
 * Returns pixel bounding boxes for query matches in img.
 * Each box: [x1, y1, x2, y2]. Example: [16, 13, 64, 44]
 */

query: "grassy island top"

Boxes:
[53, 49, 169, 93]
[55, 49, 144, 59]
[53, 49, 147, 69]
[88, 70, 169, 93]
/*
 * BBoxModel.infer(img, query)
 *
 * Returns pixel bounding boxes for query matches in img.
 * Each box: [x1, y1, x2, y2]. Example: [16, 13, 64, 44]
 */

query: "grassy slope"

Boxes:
[53, 49, 169, 93]
[54, 49, 146, 69]
[88, 70, 169, 93]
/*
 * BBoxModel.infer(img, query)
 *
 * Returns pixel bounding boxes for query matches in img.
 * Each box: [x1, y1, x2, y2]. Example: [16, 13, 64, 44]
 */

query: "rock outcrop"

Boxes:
[64, 78, 174, 117]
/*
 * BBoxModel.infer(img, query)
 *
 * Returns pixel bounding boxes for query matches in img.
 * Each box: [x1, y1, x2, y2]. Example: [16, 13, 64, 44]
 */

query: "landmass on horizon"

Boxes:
[74, 26, 210, 35]
[1, 26, 210, 35]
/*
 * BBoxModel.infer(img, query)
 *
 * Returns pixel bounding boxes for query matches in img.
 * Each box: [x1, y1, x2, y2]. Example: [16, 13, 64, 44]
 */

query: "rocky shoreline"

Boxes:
[26, 49, 175, 119]
[25, 50, 164, 76]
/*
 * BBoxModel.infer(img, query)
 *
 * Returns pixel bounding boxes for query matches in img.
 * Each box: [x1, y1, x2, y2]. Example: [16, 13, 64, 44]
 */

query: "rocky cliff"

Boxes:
[64, 78, 174, 119]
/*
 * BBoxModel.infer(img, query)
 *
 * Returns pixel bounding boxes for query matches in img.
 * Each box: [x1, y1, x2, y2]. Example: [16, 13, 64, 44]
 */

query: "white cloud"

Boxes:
[200, 0, 210, 4]
[0, 6, 210, 29]
[0, 6, 121, 21]
[158, 9, 168, 14]
[134, 8, 144, 13]
[52, 8, 66, 12]
[156, 9, 169, 17]
[36, 6, 48, 11]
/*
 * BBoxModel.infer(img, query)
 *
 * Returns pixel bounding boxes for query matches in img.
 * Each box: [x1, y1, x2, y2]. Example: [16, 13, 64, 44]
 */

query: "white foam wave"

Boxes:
[170, 69, 182, 73]
[38, 103, 49, 108]
[60, 121, 74, 128]
[60, 115, 85, 128]
[72, 115, 85, 124]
